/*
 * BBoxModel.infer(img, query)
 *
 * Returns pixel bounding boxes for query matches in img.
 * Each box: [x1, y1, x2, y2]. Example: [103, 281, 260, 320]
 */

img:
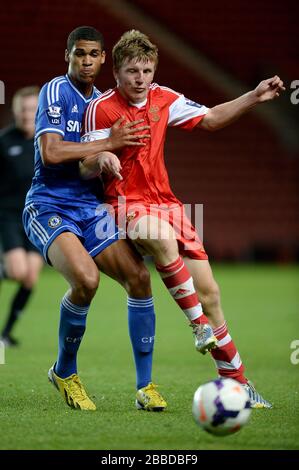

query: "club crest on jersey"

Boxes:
[48, 215, 62, 228]
[46, 105, 62, 125]
[149, 105, 160, 113]
[149, 105, 160, 122]
[126, 211, 137, 222]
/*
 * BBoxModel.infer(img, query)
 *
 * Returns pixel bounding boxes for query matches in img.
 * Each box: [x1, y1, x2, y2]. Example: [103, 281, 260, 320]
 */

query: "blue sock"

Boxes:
[128, 296, 155, 390]
[55, 294, 89, 379]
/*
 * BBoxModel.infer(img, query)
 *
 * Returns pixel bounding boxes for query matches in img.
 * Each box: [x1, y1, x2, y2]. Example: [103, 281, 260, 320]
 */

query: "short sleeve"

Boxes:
[168, 94, 209, 130]
[81, 129, 111, 142]
[35, 79, 67, 139]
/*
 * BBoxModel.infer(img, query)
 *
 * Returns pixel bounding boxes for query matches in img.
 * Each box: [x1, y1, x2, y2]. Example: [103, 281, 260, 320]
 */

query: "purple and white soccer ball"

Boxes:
[192, 378, 251, 436]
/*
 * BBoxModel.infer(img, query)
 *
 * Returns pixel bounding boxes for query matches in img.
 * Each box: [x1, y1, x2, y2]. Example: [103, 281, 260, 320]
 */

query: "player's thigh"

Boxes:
[94, 239, 151, 292]
[4, 248, 28, 281]
[128, 215, 178, 256]
[183, 258, 220, 297]
[48, 232, 99, 289]
[24, 252, 44, 288]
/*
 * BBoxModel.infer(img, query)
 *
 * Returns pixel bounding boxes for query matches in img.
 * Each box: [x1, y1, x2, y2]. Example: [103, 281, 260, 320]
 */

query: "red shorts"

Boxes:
[114, 202, 208, 260]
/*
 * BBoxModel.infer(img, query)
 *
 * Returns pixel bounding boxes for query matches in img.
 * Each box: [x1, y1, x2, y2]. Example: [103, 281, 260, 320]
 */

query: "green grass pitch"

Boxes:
[0, 263, 298, 450]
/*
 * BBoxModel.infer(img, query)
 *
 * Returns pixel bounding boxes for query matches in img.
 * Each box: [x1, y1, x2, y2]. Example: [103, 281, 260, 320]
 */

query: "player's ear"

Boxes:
[101, 50, 106, 64]
[65, 49, 70, 64]
[113, 68, 118, 84]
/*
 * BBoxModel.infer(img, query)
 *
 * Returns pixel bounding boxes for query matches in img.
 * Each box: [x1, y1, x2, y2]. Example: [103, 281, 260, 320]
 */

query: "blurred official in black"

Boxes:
[0, 86, 43, 346]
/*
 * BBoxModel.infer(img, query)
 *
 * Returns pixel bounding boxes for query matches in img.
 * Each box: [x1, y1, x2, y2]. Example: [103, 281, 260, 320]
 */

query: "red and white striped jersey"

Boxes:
[82, 83, 208, 207]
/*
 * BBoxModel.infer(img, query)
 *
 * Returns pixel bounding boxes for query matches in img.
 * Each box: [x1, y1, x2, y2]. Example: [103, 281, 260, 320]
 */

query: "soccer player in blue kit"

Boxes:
[23, 26, 167, 411]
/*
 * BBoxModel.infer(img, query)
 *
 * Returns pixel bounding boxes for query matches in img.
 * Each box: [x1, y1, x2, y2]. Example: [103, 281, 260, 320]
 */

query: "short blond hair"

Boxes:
[112, 30, 158, 71]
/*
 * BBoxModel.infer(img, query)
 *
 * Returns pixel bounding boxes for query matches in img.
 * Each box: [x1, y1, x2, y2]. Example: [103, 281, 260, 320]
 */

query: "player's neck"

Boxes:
[117, 87, 147, 106]
[68, 74, 94, 98]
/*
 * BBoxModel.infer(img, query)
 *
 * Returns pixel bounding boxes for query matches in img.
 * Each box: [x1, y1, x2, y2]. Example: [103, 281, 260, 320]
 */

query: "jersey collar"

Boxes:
[65, 74, 96, 103]
[129, 98, 147, 108]
[115, 87, 148, 108]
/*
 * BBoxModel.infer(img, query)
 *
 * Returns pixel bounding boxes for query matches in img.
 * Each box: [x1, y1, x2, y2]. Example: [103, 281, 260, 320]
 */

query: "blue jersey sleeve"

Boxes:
[35, 77, 68, 140]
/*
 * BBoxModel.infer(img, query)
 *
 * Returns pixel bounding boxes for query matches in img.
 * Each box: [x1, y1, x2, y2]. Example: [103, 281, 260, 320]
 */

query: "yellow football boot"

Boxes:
[136, 382, 167, 411]
[48, 365, 96, 411]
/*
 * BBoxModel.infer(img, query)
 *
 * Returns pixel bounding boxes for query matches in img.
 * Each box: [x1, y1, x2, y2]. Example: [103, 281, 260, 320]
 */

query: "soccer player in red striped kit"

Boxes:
[81, 30, 285, 408]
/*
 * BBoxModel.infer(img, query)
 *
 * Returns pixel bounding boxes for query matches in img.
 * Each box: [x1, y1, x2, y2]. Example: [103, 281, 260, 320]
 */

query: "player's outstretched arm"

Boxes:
[199, 75, 285, 131]
[39, 118, 150, 166]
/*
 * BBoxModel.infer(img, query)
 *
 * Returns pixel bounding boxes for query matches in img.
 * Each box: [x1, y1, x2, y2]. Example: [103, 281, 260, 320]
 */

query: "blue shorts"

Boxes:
[23, 200, 119, 264]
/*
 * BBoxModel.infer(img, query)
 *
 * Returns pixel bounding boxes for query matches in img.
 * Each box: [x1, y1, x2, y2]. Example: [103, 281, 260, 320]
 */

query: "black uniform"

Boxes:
[0, 125, 38, 253]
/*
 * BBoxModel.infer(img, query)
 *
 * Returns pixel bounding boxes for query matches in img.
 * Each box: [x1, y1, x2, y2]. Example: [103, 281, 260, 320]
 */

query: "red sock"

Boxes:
[156, 256, 208, 325]
[211, 322, 247, 384]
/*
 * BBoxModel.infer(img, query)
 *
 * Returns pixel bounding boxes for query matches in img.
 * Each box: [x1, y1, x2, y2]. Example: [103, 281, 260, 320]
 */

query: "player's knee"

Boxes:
[22, 267, 41, 289]
[200, 283, 221, 310]
[74, 268, 99, 303]
[22, 278, 35, 289]
[154, 239, 178, 263]
[81, 271, 99, 296]
[125, 265, 151, 297]
[23, 273, 38, 289]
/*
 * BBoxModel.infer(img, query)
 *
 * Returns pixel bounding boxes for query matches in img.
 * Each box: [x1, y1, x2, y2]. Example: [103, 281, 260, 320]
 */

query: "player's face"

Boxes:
[114, 58, 156, 104]
[13, 95, 38, 139]
[66, 40, 105, 85]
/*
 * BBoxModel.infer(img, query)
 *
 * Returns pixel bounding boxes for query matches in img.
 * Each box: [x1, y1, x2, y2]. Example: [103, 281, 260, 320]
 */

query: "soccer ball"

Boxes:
[192, 378, 251, 436]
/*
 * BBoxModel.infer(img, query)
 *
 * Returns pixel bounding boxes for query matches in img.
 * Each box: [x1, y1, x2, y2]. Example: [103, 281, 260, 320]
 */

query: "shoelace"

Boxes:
[190, 323, 205, 338]
[144, 383, 163, 400]
[68, 375, 89, 402]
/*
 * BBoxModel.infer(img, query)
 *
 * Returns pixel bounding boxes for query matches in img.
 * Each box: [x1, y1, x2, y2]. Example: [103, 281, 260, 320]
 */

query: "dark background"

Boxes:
[1, 0, 298, 261]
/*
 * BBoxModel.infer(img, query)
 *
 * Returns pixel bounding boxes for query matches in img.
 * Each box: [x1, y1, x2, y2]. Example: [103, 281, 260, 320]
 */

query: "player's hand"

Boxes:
[109, 117, 151, 150]
[254, 76, 285, 102]
[97, 151, 123, 180]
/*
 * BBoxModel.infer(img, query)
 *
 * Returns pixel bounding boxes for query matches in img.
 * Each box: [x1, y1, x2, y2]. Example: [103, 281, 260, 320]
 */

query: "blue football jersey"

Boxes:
[26, 74, 102, 206]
